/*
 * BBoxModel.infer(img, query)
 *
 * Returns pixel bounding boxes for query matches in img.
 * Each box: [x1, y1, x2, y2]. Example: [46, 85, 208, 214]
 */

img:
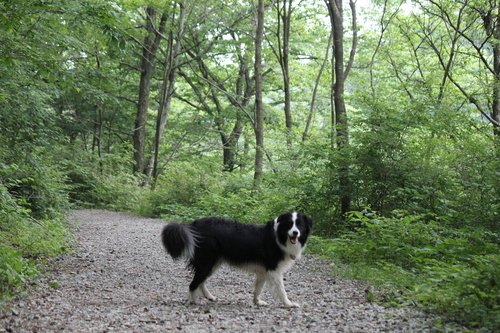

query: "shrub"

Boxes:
[313, 209, 500, 330]
[2, 161, 70, 219]
[417, 255, 500, 330]
[0, 184, 71, 299]
[0, 249, 38, 298]
[147, 162, 215, 217]
[151, 167, 302, 223]
[55, 145, 147, 211]
[331, 210, 499, 272]
[87, 172, 146, 212]
[157, 187, 295, 223]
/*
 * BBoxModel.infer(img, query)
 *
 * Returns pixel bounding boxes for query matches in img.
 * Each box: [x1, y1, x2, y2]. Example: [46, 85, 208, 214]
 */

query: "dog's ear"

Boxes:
[304, 214, 313, 228]
[273, 217, 280, 231]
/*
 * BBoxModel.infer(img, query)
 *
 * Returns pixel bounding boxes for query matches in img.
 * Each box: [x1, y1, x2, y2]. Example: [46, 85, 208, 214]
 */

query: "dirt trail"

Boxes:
[0, 210, 462, 332]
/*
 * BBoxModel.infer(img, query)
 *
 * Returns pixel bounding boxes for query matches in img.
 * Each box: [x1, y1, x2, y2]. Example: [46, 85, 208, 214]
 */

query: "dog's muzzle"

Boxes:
[289, 231, 299, 244]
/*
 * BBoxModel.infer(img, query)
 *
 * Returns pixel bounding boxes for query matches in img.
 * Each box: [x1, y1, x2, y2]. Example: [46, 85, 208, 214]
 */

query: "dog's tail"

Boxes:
[161, 222, 197, 260]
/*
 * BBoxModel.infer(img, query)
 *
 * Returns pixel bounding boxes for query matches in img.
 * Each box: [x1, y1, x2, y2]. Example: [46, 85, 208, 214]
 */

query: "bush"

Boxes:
[0, 250, 37, 298]
[55, 146, 147, 212]
[146, 162, 216, 217]
[156, 187, 296, 223]
[417, 255, 500, 330]
[331, 210, 499, 271]
[1, 160, 70, 219]
[0, 184, 71, 300]
[87, 172, 146, 212]
[150, 167, 303, 223]
[312, 209, 500, 330]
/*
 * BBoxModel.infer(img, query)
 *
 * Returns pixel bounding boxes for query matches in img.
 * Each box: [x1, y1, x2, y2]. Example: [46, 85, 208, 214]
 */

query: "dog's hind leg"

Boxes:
[189, 270, 210, 304]
[201, 260, 222, 301]
[188, 260, 219, 304]
[253, 272, 268, 306]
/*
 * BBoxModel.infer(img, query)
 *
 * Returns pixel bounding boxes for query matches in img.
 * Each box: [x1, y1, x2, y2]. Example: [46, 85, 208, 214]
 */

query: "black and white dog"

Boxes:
[161, 212, 312, 307]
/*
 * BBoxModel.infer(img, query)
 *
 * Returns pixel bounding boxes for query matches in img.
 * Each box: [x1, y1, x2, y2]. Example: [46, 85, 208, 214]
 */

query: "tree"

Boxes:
[132, 7, 168, 175]
[254, 0, 265, 188]
[270, 0, 296, 148]
[414, 0, 500, 139]
[178, 3, 255, 172]
[148, 2, 188, 189]
[324, 0, 358, 216]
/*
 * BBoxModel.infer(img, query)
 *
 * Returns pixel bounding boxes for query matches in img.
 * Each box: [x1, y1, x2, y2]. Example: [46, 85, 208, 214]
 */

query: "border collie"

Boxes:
[161, 212, 312, 307]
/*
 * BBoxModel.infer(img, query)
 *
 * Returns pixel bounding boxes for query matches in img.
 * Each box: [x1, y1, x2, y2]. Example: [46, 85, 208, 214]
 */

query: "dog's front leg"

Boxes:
[201, 282, 216, 301]
[268, 272, 299, 308]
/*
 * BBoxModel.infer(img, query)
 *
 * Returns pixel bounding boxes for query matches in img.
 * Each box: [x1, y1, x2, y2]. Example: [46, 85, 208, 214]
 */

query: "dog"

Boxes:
[161, 211, 312, 307]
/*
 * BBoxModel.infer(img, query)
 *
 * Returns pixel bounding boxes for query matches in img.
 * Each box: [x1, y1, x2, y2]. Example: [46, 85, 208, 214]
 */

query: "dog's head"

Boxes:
[274, 211, 313, 248]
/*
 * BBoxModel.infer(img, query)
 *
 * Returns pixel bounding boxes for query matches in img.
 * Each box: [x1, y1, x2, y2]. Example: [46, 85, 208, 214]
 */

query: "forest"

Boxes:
[1, 0, 499, 330]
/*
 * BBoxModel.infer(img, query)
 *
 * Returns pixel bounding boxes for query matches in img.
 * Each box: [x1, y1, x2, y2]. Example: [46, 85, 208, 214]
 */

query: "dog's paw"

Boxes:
[254, 300, 268, 306]
[202, 290, 216, 301]
[188, 291, 199, 305]
[284, 302, 300, 308]
[201, 285, 216, 301]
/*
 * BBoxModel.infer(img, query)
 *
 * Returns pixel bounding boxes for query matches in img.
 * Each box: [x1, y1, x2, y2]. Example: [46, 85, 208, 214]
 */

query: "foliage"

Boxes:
[309, 209, 500, 331]
[54, 144, 147, 212]
[346, 94, 500, 230]
[87, 172, 146, 212]
[1, 157, 70, 219]
[1, 0, 500, 329]
[146, 164, 304, 223]
[0, 250, 37, 298]
[0, 184, 71, 300]
[417, 255, 500, 330]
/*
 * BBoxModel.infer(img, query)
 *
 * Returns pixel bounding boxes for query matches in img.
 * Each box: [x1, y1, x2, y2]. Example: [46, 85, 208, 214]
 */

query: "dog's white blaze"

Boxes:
[275, 212, 301, 239]
[289, 211, 300, 239]
[272, 212, 303, 261]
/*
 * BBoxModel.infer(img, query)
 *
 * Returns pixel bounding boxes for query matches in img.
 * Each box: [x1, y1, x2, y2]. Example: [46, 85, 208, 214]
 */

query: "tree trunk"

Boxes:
[275, 0, 293, 148]
[133, 7, 168, 175]
[221, 121, 244, 171]
[253, 0, 265, 189]
[148, 3, 187, 189]
[324, 0, 358, 216]
[94, 52, 104, 174]
[492, 18, 500, 141]
[303, 31, 332, 142]
[179, 38, 252, 172]
[223, 44, 254, 171]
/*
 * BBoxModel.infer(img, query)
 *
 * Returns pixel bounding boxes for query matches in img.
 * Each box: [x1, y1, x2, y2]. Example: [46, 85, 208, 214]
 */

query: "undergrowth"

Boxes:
[0, 184, 71, 301]
[306, 210, 500, 332]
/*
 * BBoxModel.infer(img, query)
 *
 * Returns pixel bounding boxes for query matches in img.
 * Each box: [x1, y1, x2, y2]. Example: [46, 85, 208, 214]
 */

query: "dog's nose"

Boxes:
[292, 230, 298, 236]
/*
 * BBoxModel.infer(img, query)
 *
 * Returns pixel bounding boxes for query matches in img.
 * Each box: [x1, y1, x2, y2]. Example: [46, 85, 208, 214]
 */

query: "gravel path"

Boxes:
[0, 210, 463, 332]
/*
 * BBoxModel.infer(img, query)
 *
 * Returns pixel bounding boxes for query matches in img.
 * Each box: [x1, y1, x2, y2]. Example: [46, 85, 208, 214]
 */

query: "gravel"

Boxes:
[0, 209, 464, 332]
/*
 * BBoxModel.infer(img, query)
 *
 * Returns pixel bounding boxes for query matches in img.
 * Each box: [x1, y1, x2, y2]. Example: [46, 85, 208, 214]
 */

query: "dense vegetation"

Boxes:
[1, 0, 499, 330]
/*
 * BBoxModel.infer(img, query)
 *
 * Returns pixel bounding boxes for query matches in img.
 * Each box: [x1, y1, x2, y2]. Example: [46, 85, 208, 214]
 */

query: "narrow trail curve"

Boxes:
[0, 210, 463, 333]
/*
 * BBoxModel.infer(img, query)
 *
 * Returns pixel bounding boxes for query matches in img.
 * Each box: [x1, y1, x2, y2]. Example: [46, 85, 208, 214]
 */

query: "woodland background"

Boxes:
[1, 0, 499, 330]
